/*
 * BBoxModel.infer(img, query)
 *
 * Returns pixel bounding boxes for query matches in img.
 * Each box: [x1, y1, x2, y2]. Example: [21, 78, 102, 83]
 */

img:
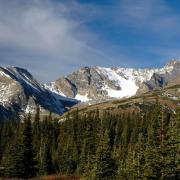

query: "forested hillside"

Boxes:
[0, 101, 179, 179]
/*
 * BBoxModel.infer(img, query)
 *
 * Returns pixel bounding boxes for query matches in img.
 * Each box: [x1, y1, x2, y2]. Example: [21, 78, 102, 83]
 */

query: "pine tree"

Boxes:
[78, 115, 96, 176]
[164, 109, 180, 179]
[21, 115, 37, 178]
[144, 105, 162, 179]
[60, 137, 78, 174]
[144, 104, 171, 179]
[131, 133, 145, 179]
[94, 129, 117, 180]
[33, 106, 41, 149]
[39, 139, 54, 175]
[33, 106, 41, 172]
[3, 136, 25, 178]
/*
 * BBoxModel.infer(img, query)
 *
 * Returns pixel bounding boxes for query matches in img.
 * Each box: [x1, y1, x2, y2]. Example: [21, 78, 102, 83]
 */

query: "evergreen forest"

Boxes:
[0, 102, 179, 179]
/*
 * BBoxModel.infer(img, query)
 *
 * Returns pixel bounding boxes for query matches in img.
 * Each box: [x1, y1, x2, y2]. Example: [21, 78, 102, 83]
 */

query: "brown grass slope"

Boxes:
[60, 84, 180, 120]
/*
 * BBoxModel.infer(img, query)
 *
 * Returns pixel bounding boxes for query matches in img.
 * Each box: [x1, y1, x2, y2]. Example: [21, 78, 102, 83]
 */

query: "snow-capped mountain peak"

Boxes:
[0, 60, 180, 118]
[47, 60, 180, 102]
[0, 66, 78, 119]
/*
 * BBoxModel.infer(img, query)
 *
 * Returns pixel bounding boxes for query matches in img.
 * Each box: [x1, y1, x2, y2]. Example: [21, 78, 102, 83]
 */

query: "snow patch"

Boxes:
[98, 67, 139, 98]
[44, 82, 66, 97]
[0, 70, 11, 78]
[75, 94, 90, 102]
[0, 82, 16, 105]
[25, 104, 34, 114]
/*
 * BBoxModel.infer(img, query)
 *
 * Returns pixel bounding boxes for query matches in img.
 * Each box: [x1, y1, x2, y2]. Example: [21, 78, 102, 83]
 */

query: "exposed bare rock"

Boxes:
[0, 67, 78, 119]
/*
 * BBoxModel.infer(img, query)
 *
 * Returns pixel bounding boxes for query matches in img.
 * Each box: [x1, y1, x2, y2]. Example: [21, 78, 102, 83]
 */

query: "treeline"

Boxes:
[0, 102, 179, 179]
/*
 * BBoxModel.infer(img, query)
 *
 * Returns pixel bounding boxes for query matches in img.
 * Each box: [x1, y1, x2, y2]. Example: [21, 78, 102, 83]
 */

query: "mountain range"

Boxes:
[46, 60, 180, 102]
[0, 60, 180, 119]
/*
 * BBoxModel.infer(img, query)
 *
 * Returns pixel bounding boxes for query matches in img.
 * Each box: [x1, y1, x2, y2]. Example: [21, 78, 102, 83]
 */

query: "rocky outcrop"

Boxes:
[0, 67, 78, 119]
[54, 77, 77, 98]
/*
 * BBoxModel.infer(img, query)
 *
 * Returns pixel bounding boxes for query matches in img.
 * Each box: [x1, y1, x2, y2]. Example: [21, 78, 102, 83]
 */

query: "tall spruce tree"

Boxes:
[144, 104, 172, 179]
[3, 115, 37, 178]
[39, 139, 54, 175]
[144, 104, 162, 179]
[78, 116, 96, 176]
[33, 106, 41, 172]
[131, 133, 145, 179]
[94, 129, 117, 180]
[165, 108, 180, 179]
[3, 135, 25, 178]
[21, 115, 37, 178]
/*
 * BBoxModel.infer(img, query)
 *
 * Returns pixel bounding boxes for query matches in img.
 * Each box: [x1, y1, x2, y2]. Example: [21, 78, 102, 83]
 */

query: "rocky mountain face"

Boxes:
[46, 60, 180, 102]
[0, 67, 78, 119]
[0, 60, 180, 119]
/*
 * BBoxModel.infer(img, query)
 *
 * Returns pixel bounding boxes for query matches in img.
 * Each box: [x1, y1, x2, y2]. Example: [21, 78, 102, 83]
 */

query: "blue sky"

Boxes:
[0, 0, 180, 82]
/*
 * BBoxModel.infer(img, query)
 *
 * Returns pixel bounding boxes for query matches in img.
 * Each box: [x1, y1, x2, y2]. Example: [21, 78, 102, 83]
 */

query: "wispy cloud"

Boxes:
[0, 0, 112, 81]
[0, 0, 180, 82]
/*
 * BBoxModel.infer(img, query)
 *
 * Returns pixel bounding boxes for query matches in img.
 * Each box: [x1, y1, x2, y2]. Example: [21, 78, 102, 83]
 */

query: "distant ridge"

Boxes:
[0, 60, 180, 119]
[46, 60, 180, 102]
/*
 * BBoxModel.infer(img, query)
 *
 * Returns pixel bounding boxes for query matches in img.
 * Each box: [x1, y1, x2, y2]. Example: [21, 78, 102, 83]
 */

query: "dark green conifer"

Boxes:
[94, 130, 117, 180]
[3, 137, 25, 178]
[39, 140, 54, 175]
[21, 115, 37, 178]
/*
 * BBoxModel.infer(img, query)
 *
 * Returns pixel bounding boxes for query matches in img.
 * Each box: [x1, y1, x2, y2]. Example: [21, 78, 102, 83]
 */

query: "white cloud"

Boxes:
[0, 0, 180, 82]
[0, 0, 111, 81]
